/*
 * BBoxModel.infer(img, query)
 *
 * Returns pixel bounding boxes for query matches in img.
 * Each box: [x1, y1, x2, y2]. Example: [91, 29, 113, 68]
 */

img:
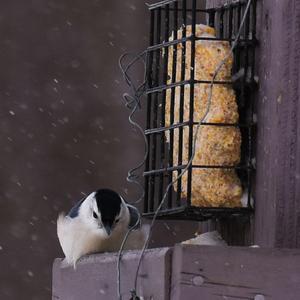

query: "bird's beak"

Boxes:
[104, 224, 112, 236]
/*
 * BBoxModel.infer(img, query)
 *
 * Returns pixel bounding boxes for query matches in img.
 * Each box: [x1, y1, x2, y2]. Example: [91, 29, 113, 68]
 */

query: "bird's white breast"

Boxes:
[57, 214, 107, 267]
[57, 213, 148, 267]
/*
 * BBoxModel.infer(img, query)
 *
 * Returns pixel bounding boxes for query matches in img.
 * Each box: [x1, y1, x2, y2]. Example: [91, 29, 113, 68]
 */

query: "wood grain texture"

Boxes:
[52, 248, 171, 300]
[206, 0, 300, 248]
[254, 0, 300, 248]
[171, 244, 300, 300]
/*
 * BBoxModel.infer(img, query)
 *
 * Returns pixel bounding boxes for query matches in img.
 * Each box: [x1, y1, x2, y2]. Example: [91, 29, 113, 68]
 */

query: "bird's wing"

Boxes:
[57, 213, 74, 261]
[67, 197, 85, 218]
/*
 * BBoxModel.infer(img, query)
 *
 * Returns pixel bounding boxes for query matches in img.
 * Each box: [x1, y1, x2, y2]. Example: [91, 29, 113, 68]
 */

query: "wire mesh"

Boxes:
[143, 0, 257, 221]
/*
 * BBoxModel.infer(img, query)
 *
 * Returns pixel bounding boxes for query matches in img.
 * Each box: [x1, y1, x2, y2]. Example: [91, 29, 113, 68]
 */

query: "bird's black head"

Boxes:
[94, 189, 122, 235]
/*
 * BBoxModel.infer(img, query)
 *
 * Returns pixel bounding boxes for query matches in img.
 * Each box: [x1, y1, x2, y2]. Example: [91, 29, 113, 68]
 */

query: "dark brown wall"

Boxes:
[0, 1, 201, 299]
[0, 1, 149, 299]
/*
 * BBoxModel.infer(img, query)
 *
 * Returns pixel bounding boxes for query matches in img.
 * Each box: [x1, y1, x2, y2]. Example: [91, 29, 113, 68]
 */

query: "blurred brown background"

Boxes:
[0, 1, 199, 299]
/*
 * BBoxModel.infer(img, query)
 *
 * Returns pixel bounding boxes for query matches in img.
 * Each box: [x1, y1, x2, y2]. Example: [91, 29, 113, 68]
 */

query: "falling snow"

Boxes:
[19, 103, 28, 110]
[71, 59, 80, 68]
[31, 234, 38, 241]
[27, 270, 34, 277]
[1, 1, 152, 299]
[128, 4, 136, 10]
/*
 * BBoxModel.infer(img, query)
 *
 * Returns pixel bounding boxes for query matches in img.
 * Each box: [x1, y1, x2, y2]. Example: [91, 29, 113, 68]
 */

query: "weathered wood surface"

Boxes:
[53, 245, 300, 299]
[52, 248, 171, 300]
[206, 0, 300, 248]
[171, 245, 300, 300]
[254, 0, 300, 248]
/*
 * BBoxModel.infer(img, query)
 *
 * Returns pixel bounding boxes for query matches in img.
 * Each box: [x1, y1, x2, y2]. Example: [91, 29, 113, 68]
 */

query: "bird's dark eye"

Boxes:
[93, 211, 98, 219]
[115, 218, 120, 224]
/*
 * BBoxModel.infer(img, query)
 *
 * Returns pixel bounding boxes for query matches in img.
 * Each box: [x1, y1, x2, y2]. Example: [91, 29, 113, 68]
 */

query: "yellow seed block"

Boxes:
[165, 24, 242, 207]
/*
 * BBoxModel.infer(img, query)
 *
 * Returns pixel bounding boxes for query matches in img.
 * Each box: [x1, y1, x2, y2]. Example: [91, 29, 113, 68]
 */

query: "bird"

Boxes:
[57, 188, 147, 268]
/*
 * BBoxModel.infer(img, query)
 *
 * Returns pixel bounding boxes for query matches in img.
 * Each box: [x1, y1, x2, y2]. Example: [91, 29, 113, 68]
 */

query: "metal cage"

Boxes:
[143, 0, 257, 221]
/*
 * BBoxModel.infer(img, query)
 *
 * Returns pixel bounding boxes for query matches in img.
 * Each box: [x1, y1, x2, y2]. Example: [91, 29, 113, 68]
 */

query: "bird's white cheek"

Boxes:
[96, 230, 107, 239]
[84, 219, 101, 232]
[92, 222, 108, 237]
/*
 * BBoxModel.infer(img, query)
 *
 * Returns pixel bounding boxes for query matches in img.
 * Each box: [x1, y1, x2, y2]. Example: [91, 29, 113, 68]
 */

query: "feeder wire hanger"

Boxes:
[118, 0, 253, 299]
[119, 51, 149, 205]
[117, 50, 148, 300]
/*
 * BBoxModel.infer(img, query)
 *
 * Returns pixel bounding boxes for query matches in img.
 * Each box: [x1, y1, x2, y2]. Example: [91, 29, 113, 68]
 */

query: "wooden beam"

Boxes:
[171, 244, 300, 300]
[53, 245, 300, 299]
[52, 248, 171, 300]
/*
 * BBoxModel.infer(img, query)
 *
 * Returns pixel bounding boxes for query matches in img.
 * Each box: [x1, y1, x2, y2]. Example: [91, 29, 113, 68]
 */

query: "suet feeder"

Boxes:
[143, 0, 257, 221]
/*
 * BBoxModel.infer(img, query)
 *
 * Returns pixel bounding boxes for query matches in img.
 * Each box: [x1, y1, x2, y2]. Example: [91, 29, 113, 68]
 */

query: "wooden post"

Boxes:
[254, 0, 300, 248]
[206, 0, 300, 248]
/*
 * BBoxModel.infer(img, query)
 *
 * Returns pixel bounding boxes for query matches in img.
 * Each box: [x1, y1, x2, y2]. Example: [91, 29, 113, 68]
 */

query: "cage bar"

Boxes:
[177, 0, 187, 206]
[186, 0, 197, 206]
[149, 7, 162, 212]
[144, 9, 155, 214]
[167, 1, 178, 208]
[158, 4, 170, 204]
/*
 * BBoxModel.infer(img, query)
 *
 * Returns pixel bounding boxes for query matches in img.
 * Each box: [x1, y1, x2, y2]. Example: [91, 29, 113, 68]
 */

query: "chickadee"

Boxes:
[57, 188, 147, 267]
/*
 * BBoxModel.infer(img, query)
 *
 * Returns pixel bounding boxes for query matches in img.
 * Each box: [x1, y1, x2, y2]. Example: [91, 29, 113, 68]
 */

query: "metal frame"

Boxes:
[143, 0, 257, 221]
